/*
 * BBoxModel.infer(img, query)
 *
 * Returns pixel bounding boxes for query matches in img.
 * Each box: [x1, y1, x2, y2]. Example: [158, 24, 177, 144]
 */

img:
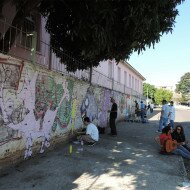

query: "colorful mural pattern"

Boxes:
[0, 56, 133, 161]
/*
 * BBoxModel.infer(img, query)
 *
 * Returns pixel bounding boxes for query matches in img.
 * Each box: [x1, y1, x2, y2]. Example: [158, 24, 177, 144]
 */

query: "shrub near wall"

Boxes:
[0, 54, 130, 169]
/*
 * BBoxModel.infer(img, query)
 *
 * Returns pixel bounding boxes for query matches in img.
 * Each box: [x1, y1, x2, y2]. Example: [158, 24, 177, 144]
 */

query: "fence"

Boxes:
[0, 18, 142, 97]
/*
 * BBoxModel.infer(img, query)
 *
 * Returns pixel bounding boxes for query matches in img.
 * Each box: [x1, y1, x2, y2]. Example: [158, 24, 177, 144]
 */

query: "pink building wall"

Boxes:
[95, 60, 145, 95]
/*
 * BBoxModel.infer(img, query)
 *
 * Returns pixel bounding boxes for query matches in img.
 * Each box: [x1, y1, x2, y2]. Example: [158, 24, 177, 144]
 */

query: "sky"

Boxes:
[128, 0, 190, 89]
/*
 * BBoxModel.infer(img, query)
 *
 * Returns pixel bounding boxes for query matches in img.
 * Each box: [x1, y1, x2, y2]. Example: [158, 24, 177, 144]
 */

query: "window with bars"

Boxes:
[129, 74, 131, 88]
[124, 71, 127, 86]
[132, 76, 134, 89]
[117, 67, 121, 83]
[20, 14, 40, 51]
[108, 60, 113, 78]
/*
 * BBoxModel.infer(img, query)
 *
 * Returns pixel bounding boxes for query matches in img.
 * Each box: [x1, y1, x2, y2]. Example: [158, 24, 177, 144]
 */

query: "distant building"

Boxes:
[156, 85, 175, 92]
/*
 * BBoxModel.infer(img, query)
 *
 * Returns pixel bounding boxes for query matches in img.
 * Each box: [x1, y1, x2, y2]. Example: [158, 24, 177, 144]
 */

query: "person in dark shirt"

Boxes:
[172, 125, 190, 151]
[108, 97, 118, 136]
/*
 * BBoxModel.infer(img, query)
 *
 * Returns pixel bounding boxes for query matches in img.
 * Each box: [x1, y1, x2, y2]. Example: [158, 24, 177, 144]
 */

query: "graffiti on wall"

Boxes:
[0, 61, 71, 158]
[98, 89, 111, 128]
[55, 79, 74, 130]
[0, 59, 24, 145]
[0, 58, 23, 90]
[80, 87, 98, 121]
[0, 56, 137, 162]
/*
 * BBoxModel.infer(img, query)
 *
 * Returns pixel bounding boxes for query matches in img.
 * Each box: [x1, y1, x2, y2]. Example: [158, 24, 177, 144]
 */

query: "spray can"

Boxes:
[69, 145, 73, 154]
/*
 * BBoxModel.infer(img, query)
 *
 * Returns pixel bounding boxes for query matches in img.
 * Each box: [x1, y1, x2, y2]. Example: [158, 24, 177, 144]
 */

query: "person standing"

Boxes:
[168, 101, 175, 129]
[108, 97, 118, 136]
[150, 103, 154, 113]
[146, 103, 151, 116]
[140, 101, 146, 123]
[157, 100, 170, 132]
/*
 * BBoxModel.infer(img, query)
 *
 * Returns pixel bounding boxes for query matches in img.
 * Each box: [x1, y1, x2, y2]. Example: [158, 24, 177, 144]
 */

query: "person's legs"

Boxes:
[110, 117, 117, 135]
[163, 117, 168, 127]
[170, 120, 174, 129]
[81, 135, 95, 143]
[172, 146, 190, 159]
[141, 110, 145, 123]
[158, 117, 164, 131]
[183, 144, 190, 152]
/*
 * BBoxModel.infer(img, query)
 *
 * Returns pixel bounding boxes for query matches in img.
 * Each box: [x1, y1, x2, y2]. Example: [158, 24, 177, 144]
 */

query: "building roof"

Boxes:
[120, 60, 146, 81]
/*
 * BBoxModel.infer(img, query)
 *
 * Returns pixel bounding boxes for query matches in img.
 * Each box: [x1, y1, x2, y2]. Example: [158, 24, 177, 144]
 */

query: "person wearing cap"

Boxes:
[108, 97, 118, 136]
[168, 101, 175, 129]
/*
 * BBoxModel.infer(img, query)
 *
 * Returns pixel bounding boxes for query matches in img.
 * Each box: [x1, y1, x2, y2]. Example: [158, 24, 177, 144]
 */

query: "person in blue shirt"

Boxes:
[140, 101, 146, 123]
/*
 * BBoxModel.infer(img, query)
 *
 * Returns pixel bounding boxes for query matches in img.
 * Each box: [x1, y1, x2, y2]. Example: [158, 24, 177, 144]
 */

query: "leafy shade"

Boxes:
[176, 72, 190, 94]
[40, 0, 184, 71]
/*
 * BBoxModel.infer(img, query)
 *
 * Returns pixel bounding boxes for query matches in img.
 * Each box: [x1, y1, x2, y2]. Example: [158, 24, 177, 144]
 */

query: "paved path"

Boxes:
[0, 110, 188, 190]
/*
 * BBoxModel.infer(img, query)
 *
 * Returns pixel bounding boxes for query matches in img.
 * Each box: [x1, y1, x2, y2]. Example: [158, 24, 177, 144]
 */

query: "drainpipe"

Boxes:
[30, 31, 37, 66]
[48, 47, 52, 70]
[89, 63, 92, 85]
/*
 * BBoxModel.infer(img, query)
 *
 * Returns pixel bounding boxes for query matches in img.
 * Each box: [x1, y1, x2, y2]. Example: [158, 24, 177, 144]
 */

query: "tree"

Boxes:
[154, 88, 173, 105]
[176, 72, 190, 94]
[143, 83, 156, 101]
[176, 72, 190, 103]
[0, 0, 185, 71]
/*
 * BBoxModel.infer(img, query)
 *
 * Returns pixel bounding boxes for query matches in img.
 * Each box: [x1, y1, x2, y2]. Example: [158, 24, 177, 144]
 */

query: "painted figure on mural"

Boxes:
[80, 87, 98, 122]
[98, 89, 111, 133]
[108, 97, 118, 136]
[70, 88, 78, 133]
[54, 79, 73, 129]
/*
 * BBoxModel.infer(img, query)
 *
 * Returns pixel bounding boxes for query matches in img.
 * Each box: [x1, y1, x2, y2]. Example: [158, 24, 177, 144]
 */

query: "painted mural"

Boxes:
[0, 58, 72, 159]
[0, 54, 136, 163]
[80, 87, 98, 121]
[97, 89, 111, 128]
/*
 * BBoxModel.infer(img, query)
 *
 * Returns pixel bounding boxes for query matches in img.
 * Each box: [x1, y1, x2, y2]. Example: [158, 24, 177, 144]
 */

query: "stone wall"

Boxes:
[0, 54, 135, 169]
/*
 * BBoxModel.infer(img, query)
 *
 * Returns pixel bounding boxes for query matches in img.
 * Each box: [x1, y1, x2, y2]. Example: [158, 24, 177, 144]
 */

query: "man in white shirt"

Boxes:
[168, 101, 175, 129]
[78, 117, 99, 145]
[157, 100, 170, 132]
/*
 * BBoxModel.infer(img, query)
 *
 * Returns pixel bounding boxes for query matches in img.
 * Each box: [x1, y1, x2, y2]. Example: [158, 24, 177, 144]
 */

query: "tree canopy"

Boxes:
[0, 0, 185, 71]
[154, 88, 173, 105]
[176, 72, 190, 102]
[176, 72, 190, 94]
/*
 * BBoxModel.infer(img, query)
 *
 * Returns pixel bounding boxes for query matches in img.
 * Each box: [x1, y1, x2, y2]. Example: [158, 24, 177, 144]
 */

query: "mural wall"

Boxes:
[0, 54, 134, 164]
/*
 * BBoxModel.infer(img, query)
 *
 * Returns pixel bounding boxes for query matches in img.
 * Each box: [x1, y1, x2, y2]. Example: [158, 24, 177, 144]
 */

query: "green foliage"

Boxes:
[143, 83, 156, 100]
[180, 94, 189, 102]
[40, 0, 184, 71]
[0, 0, 185, 71]
[176, 72, 190, 95]
[154, 88, 173, 105]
